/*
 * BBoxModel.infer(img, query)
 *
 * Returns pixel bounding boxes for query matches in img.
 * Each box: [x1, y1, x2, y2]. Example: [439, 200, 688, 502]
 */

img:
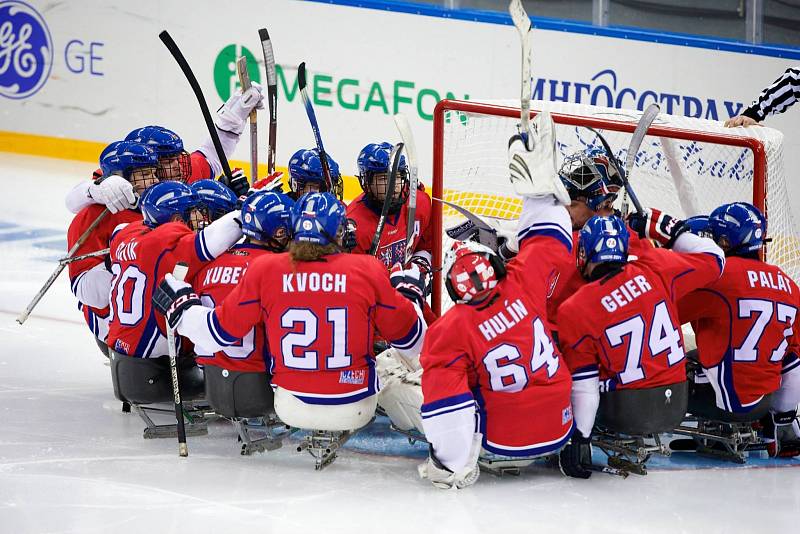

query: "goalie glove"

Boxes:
[389, 262, 428, 309]
[627, 208, 685, 248]
[418, 433, 482, 490]
[88, 175, 138, 213]
[342, 218, 358, 252]
[215, 82, 265, 136]
[508, 111, 570, 205]
[558, 430, 593, 479]
[152, 273, 201, 329]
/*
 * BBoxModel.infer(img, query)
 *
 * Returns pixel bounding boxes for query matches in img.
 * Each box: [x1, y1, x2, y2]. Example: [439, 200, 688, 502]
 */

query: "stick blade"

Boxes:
[258, 27, 270, 41]
[393, 114, 417, 165]
[625, 103, 660, 176]
[509, 0, 531, 35]
[298, 62, 307, 90]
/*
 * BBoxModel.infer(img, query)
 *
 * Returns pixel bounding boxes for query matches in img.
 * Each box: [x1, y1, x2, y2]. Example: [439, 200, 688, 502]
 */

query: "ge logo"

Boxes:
[0, 1, 53, 99]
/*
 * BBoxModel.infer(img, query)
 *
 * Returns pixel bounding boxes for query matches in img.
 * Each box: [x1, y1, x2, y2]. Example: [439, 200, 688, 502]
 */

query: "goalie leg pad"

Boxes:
[376, 348, 424, 432]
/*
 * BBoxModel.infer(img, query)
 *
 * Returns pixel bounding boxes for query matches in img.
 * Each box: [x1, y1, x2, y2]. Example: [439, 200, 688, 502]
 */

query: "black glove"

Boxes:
[152, 274, 201, 329]
[626, 208, 684, 248]
[225, 168, 250, 198]
[389, 263, 428, 308]
[342, 218, 358, 251]
[558, 431, 593, 479]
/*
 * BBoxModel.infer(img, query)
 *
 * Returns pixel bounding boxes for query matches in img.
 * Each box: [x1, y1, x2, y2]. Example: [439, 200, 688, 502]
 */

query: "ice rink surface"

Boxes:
[1, 154, 798, 534]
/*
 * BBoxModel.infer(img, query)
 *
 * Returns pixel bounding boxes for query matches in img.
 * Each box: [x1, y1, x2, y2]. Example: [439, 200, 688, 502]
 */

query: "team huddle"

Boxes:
[62, 79, 800, 489]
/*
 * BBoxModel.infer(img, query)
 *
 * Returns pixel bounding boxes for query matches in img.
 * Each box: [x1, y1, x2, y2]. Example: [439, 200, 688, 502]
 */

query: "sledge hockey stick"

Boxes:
[510, 0, 533, 140]
[297, 62, 338, 198]
[434, 197, 499, 252]
[258, 28, 278, 175]
[17, 208, 110, 325]
[159, 31, 234, 184]
[59, 248, 110, 265]
[393, 114, 419, 263]
[167, 262, 190, 457]
[368, 143, 405, 257]
[619, 103, 660, 215]
[236, 56, 258, 182]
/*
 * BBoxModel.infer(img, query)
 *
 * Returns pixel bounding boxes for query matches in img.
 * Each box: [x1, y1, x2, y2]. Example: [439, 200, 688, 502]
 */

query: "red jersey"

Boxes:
[192, 244, 270, 373]
[558, 247, 721, 392]
[421, 231, 574, 457]
[678, 257, 800, 410]
[107, 220, 212, 357]
[187, 151, 213, 183]
[67, 204, 141, 341]
[196, 252, 423, 405]
[346, 187, 433, 269]
[548, 227, 653, 333]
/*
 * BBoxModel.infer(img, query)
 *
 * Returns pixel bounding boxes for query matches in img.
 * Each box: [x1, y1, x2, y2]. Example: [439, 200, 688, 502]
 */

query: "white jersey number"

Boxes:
[605, 300, 684, 385]
[482, 317, 559, 393]
[280, 307, 351, 370]
[109, 264, 147, 326]
[734, 299, 797, 363]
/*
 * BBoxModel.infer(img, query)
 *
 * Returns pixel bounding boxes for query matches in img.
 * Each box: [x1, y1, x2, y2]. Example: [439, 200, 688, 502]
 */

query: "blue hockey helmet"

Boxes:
[577, 215, 630, 274]
[288, 148, 343, 199]
[141, 181, 204, 229]
[559, 146, 622, 211]
[708, 202, 766, 255]
[125, 125, 190, 182]
[291, 192, 346, 246]
[240, 191, 295, 250]
[357, 142, 409, 214]
[682, 215, 713, 239]
[99, 141, 159, 194]
[190, 179, 237, 221]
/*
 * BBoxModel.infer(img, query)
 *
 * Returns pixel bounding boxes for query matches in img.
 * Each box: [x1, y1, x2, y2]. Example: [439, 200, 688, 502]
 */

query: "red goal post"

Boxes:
[431, 99, 798, 316]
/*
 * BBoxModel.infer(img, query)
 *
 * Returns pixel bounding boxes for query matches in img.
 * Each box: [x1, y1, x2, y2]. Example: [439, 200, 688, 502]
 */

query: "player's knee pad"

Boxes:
[273, 387, 376, 431]
[204, 366, 273, 418]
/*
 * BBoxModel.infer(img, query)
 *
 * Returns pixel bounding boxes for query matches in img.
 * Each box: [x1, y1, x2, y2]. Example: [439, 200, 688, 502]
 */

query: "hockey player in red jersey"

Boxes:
[677, 203, 800, 456]
[107, 181, 242, 360]
[64, 80, 263, 214]
[557, 212, 724, 477]
[192, 191, 294, 373]
[347, 142, 433, 272]
[417, 112, 575, 490]
[67, 141, 159, 355]
[153, 191, 426, 433]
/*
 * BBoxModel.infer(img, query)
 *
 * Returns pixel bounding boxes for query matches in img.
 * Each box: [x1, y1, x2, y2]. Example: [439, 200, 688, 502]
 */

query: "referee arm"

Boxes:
[725, 66, 800, 127]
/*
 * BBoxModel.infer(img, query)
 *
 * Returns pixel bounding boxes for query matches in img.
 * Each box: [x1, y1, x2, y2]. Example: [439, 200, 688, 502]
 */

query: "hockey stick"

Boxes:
[509, 0, 533, 140]
[619, 103, 660, 215]
[17, 208, 110, 325]
[236, 56, 258, 182]
[167, 262, 190, 457]
[297, 62, 338, 198]
[59, 247, 110, 265]
[435, 197, 499, 251]
[159, 31, 234, 184]
[368, 142, 405, 257]
[393, 114, 419, 263]
[258, 28, 278, 175]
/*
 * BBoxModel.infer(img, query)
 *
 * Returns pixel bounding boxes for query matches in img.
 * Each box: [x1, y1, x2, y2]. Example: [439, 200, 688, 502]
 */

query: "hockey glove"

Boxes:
[418, 433, 482, 490]
[507, 111, 571, 205]
[152, 273, 201, 329]
[250, 171, 285, 194]
[215, 82, 265, 136]
[88, 175, 138, 213]
[342, 218, 358, 252]
[627, 208, 685, 248]
[390, 263, 428, 308]
[223, 168, 250, 198]
[558, 431, 593, 479]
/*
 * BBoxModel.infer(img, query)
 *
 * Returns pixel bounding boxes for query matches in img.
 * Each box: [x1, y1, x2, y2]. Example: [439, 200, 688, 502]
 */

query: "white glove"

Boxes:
[508, 111, 571, 206]
[215, 82, 265, 135]
[418, 433, 482, 490]
[88, 175, 138, 213]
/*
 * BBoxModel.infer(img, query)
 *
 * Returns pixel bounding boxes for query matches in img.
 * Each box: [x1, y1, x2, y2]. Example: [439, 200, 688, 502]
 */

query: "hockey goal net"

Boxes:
[432, 99, 800, 315]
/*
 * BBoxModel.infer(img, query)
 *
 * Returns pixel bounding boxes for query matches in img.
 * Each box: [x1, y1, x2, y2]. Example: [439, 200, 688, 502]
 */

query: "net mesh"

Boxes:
[433, 99, 800, 314]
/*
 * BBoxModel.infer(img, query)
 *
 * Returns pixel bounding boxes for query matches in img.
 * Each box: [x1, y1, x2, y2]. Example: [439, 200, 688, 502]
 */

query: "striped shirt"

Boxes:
[742, 66, 800, 122]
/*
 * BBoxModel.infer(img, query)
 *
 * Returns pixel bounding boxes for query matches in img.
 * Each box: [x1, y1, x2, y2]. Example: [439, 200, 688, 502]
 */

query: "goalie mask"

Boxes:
[708, 202, 766, 255]
[559, 147, 622, 211]
[577, 215, 630, 275]
[444, 240, 506, 304]
[99, 141, 160, 195]
[125, 125, 191, 183]
[357, 142, 410, 215]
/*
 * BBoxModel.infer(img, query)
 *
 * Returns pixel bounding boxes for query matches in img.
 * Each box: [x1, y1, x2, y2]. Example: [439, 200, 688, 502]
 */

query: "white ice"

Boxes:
[0, 154, 798, 534]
